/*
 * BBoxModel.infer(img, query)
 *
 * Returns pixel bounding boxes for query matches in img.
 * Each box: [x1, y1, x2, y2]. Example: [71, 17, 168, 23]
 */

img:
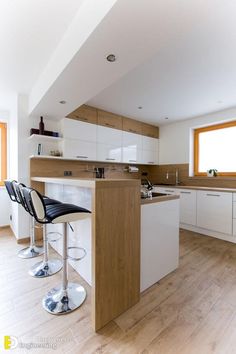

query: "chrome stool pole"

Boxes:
[18, 217, 44, 259]
[29, 224, 62, 278]
[42, 223, 86, 314]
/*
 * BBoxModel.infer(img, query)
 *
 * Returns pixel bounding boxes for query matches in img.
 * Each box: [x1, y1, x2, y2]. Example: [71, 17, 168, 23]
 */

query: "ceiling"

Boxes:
[0, 0, 85, 93]
[87, 0, 236, 125]
[1, 0, 236, 126]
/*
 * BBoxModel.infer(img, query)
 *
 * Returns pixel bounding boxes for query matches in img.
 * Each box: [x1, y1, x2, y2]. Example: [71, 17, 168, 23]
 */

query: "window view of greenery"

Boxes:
[198, 125, 236, 173]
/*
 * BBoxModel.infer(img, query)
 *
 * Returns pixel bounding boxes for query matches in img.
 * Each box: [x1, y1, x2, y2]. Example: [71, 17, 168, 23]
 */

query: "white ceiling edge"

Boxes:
[29, 0, 118, 116]
[29, 0, 189, 119]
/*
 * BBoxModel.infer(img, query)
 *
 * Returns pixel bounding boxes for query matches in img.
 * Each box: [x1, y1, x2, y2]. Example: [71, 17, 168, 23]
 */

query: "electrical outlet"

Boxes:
[64, 171, 72, 176]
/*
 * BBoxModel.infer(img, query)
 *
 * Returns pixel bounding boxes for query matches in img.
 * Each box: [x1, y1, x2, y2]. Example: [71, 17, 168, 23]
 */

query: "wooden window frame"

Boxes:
[194, 121, 236, 176]
[0, 123, 7, 186]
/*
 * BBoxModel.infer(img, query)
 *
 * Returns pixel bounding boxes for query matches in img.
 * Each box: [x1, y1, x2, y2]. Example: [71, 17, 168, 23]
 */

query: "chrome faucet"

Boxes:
[166, 169, 180, 185]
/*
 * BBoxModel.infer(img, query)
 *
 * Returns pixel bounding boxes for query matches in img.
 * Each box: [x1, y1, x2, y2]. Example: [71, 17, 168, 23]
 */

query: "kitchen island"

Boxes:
[31, 177, 180, 331]
[31, 177, 140, 331]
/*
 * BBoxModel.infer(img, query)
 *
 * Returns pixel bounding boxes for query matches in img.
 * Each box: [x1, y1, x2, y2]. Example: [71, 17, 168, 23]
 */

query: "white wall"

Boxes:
[159, 107, 236, 165]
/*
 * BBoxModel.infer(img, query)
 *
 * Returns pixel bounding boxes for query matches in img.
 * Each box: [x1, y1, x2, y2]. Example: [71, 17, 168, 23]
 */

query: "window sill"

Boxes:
[189, 176, 236, 181]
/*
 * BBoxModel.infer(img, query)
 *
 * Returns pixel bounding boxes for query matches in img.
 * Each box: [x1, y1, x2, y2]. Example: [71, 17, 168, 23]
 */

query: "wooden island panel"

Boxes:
[93, 180, 140, 330]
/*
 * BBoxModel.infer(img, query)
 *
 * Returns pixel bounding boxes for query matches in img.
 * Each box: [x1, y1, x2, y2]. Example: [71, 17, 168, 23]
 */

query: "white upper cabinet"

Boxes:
[62, 138, 96, 160]
[97, 125, 122, 162]
[97, 144, 122, 162]
[97, 125, 122, 146]
[61, 118, 159, 165]
[122, 131, 142, 164]
[142, 136, 158, 151]
[62, 118, 97, 142]
[197, 191, 232, 235]
[141, 136, 159, 165]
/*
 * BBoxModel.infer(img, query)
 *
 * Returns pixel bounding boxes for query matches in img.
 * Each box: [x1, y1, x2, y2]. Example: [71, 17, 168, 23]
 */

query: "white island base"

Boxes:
[141, 198, 179, 292]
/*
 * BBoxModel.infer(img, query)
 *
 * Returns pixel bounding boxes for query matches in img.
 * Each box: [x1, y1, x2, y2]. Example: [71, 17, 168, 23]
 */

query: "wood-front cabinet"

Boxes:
[141, 122, 159, 139]
[97, 110, 122, 130]
[122, 117, 142, 135]
[66, 105, 97, 125]
[197, 191, 232, 235]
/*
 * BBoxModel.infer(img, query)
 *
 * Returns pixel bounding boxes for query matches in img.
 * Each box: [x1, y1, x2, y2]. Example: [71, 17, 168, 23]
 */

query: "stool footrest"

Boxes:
[67, 246, 86, 261]
[46, 231, 62, 243]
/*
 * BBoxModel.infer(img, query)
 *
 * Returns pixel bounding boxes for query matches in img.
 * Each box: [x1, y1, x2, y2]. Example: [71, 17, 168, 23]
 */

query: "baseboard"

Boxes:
[0, 224, 10, 229]
[180, 223, 236, 244]
[17, 237, 30, 244]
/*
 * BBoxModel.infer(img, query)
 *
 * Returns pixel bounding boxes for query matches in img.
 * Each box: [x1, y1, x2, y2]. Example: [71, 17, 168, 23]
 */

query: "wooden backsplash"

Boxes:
[30, 158, 150, 180]
[148, 163, 236, 188]
[30, 159, 236, 188]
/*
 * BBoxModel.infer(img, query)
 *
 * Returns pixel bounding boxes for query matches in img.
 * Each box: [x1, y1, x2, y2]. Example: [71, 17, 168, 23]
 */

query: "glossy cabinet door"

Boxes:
[141, 136, 159, 165]
[178, 189, 197, 226]
[97, 125, 122, 162]
[62, 118, 97, 141]
[122, 131, 142, 164]
[97, 144, 122, 162]
[197, 191, 233, 234]
[62, 138, 96, 161]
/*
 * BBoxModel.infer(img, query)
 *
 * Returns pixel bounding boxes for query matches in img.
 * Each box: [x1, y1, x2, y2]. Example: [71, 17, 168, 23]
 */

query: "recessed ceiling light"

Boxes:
[106, 54, 116, 62]
[59, 100, 66, 104]
[138, 106, 143, 109]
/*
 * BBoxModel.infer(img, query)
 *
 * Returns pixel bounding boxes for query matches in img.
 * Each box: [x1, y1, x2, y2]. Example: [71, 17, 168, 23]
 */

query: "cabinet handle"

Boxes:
[129, 159, 137, 162]
[148, 161, 154, 164]
[206, 193, 220, 197]
[75, 115, 88, 121]
[180, 191, 191, 194]
[105, 123, 115, 128]
[76, 156, 88, 159]
[165, 190, 175, 193]
[106, 158, 115, 161]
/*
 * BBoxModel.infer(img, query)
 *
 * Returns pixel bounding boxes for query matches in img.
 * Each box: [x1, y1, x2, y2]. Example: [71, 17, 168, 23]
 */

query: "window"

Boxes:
[0, 123, 7, 185]
[194, 121, 236, 176]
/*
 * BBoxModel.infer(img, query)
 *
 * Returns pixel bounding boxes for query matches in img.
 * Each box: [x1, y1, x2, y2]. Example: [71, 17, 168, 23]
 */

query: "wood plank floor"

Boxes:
[1, 227, 236, 353]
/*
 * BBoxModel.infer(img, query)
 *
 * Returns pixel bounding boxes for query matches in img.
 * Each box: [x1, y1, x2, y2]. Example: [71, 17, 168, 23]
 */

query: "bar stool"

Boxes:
[22, 187, 91, 314]
[4, 180, 44, 258]
[13, 182, 63, 278]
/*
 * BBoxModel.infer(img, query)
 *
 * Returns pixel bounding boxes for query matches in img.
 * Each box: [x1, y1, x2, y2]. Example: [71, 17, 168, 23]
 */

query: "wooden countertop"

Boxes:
[141, 194, 179, 205]
[31, 177, 140, 189]
[154, 184, 236, 193]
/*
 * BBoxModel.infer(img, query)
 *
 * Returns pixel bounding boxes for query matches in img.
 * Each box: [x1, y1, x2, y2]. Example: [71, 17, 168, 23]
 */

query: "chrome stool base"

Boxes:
[42, 282, 86, 315]
[18, 245, 44, 259]
[29, 259, 62, 278]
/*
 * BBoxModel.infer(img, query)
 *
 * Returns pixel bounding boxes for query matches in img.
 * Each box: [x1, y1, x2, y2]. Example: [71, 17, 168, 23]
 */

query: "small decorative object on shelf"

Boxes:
[39, 116, 45, 135]
[50, 150, 62, 157]
[207, 169, 218, 177]
[37, 143, 43, 155]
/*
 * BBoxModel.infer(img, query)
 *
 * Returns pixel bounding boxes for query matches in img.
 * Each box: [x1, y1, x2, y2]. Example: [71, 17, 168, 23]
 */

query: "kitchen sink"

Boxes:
[151, 192, 168, 197]
[141, 192, 168, 199]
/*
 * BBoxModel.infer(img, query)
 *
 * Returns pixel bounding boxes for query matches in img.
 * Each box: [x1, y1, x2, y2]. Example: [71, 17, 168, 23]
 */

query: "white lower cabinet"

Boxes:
[197, 191, 232, 235]
[178, 189, 197, 226]
[141, 199, 179, 292]
[62, 138, 96, 161]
